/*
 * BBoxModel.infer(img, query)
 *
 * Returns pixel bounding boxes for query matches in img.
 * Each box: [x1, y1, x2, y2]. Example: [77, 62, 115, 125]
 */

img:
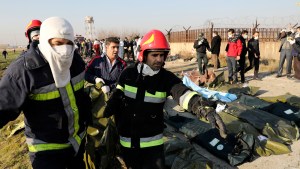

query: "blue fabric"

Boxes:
[182, 75, 237, 102]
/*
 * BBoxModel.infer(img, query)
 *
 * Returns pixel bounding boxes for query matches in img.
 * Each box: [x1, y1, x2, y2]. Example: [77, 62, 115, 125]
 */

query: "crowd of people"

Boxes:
[75, 36, 142, 62]
[193, 27, 300, 85]
[0, 16, 300, 169]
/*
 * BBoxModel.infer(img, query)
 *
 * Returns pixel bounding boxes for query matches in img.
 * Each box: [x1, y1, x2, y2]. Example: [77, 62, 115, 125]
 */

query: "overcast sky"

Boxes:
[0, 0, 299, 46]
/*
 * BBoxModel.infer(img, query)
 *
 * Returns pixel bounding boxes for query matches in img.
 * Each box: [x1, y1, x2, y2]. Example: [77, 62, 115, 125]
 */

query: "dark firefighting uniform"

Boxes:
[0, 44, 91, 169]
[104, 63, 205, 169]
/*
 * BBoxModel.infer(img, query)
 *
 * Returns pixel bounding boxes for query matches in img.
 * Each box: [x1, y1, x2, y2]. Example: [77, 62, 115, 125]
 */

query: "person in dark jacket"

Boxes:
[0, 17, 91, 169]
[225, 29, 242, 84]
[211, 31, 222, 69]
[2, 49, 8, 59]
[123, 37, 130, 59]
[193, 33, 211, 74]
[238, 30, 248, 83]
[245, 31, 260, 79]
[288, 28, 300, 80]
[102, 29, 227, 169]
[277, 30, 293, 78]
[85, 37, 127, 93]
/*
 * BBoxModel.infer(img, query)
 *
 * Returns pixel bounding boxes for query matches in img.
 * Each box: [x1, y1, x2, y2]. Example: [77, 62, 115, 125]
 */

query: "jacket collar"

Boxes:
[24, 44, 48, 70]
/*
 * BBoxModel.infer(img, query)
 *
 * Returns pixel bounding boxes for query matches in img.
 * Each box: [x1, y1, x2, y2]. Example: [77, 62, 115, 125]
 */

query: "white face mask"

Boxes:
[243, 35, 248, 39]
[52, 45, 73, 59]
[137, 63, 160, 76]
[254, 36, 259, 40]
[228, 34, 233, 38]
[39, 43, 75, 88]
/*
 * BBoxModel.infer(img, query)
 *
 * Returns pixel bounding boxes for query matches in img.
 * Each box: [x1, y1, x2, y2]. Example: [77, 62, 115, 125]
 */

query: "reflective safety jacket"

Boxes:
[104, 63, 200, 149]
[0, 45, 91, 153]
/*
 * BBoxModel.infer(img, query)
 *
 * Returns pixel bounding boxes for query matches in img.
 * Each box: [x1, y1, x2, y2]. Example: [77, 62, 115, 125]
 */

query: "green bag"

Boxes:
[227, 102, 299, 145]
[219, 112, 291, 156]
[259, 93, 293, 103]
[84, 119, 122, 169]
[84, 82, 122, 169]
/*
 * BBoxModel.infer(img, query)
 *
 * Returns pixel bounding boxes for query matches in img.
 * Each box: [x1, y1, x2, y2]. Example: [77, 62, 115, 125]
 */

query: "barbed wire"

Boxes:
[168, 15, 300, 32]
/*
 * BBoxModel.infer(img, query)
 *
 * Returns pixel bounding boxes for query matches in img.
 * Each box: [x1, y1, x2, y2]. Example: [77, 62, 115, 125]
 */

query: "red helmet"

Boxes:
[25, 20, 42, 42]
[138, 29, 170, 62]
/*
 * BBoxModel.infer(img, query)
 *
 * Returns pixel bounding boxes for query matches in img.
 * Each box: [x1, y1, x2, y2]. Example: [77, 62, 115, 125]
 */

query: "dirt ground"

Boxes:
[164, 60, 300, 169]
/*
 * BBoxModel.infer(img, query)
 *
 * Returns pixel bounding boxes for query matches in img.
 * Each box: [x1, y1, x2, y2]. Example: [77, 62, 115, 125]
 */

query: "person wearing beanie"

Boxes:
[0, 17, 91, 169]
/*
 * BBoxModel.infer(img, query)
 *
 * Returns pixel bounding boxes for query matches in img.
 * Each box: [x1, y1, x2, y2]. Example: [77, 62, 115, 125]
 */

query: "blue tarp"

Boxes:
[182, 75, 237, 102]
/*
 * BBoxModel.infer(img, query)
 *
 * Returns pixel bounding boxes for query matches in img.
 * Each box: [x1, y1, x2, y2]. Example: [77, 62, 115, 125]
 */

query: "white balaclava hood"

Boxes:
[38, 17, 75, 88]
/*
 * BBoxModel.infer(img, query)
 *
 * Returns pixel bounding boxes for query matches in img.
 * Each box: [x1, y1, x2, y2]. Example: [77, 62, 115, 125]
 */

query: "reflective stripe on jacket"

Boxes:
[0, 46, 91, 153]
[109, 63, 200, 148]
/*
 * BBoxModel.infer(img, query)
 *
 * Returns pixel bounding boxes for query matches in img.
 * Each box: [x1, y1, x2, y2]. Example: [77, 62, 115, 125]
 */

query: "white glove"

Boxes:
[288, 39, 296, 45]
[95, 77, 105, 84]
[216, 103, 226, 113]
[101, 85, 110, 94]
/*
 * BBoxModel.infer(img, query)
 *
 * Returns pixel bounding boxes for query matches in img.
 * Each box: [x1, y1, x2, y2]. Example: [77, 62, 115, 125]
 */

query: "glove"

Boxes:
[191, 97, 227, 138]
[103, 88, 124, 118]
[95, 77, 105, 84]
[288, 39, 296, 45]
[101, 85, 110, 94]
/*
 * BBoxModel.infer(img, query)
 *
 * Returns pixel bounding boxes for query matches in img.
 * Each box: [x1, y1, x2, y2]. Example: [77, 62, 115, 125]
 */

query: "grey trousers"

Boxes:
[278, 49, 293, 75]
[197, 52, 208, 74]
[226, 56, 237, 82]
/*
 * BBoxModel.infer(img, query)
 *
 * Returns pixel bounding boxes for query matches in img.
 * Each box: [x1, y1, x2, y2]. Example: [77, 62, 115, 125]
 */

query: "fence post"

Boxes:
[183, 26, 191, 43]
[208, 22, 214, 42]
[165, 29, 172, 42]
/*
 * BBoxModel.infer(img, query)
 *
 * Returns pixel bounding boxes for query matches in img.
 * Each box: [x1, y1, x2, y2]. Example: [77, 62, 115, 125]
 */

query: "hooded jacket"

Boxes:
[225, 36, 242, 57]
[0, 17, 91, 154]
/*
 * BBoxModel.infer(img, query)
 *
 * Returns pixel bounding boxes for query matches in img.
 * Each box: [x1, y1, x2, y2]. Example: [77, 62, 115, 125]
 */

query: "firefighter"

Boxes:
[0, 17, 91, 169]
[103, 29, 227, 169]
[25, 19, 42, 49]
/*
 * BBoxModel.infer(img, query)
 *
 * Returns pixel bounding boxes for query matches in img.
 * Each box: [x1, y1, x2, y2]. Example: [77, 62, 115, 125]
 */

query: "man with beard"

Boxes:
[0, 17, 91, 169]
[102, 29, 227, 169]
